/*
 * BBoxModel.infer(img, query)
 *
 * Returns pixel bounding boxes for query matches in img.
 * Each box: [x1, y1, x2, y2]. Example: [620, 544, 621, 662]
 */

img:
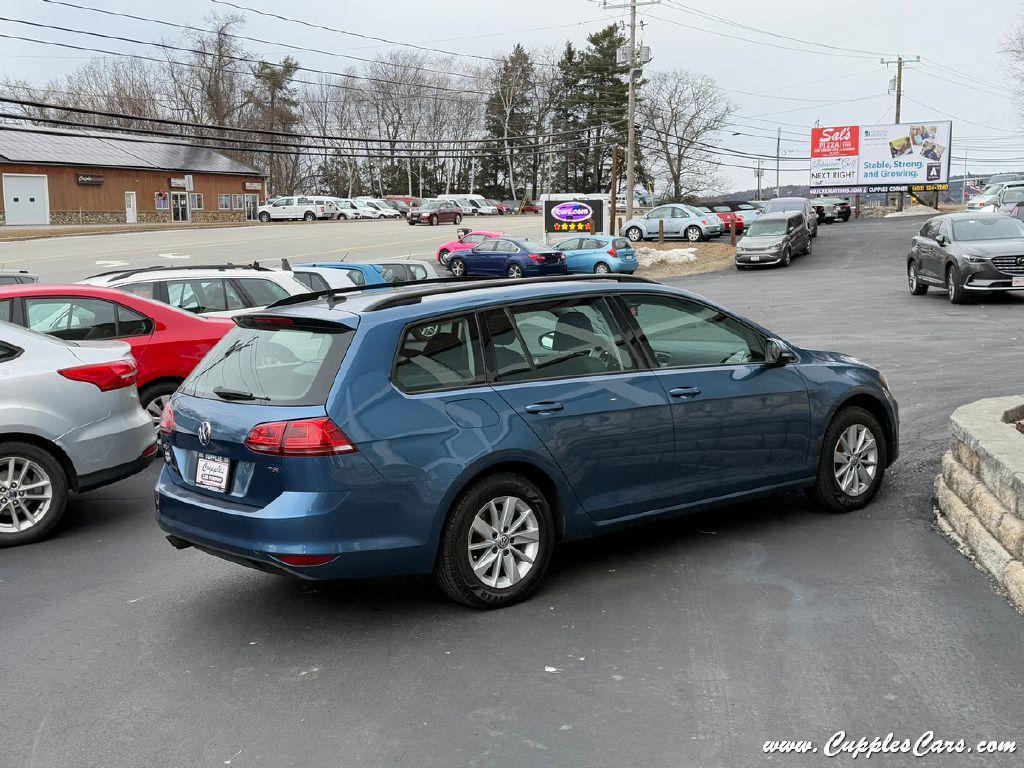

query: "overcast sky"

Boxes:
[2, 0, 1020, 192]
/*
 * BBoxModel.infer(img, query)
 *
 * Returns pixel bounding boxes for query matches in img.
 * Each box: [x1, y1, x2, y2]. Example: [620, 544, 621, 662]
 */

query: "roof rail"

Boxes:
[363, 274, 656, 311]
[85, 262, 272, 280]
[265, 275, 490, 309]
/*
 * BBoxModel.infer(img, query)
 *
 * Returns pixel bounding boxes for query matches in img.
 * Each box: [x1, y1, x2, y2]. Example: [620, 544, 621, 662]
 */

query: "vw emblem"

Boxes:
[197, 421, 212, 447]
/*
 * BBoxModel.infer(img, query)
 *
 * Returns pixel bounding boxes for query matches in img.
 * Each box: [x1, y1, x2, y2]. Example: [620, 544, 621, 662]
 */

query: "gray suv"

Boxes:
[761, 197, 819, 238]
[0, 322, 156, 546]
[734, 212, 812, 268]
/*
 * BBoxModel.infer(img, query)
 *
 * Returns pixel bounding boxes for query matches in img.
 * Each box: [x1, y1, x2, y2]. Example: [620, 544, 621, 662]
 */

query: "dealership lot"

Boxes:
[2, 216, 1023, 766]
[0, 216, 547, 282]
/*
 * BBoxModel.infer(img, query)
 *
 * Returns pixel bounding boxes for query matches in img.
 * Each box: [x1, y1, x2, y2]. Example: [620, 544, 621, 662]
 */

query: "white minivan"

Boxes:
[257, 196, 329, 222]
[437, 194, 478, 216]
[463, 194, 498, 215]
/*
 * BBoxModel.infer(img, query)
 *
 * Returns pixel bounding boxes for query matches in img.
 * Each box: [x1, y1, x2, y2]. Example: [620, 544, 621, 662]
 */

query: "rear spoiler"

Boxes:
[233, 313, 357, 333]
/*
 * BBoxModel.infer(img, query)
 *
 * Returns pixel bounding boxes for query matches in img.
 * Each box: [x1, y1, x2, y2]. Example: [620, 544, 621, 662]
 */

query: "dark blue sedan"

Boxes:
[155, 275, 898, 609]
[448, 236, 567, 279]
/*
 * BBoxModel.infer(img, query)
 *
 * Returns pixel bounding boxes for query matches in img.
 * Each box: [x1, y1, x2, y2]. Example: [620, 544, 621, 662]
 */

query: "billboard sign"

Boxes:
[810, 121, 952, 194]
[544, 199, 604, 235]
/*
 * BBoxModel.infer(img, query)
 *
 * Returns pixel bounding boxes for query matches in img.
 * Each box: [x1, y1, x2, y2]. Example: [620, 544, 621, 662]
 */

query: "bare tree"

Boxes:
[638, 70, 734, 200]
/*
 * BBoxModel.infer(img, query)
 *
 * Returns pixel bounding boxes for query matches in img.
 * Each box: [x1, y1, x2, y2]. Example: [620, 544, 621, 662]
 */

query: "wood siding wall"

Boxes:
[0, 164, 265, 214]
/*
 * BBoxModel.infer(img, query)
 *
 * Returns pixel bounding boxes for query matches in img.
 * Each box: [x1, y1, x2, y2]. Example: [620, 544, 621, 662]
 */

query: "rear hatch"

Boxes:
[162, 312, 363, 508]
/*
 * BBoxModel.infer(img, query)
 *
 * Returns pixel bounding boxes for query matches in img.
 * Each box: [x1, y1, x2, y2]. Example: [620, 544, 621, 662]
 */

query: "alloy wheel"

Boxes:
[909, 264, 918, 292]
[508, 264, 523, 279]
[466, 495, 540, 589]
[594, 263, 610, 274]
[451, 259, 465, 277]
[686, 226, 701, 242]
[145, 395, 170, 431]
[626, 227, 642, 242]
[833, 424, 878, 498]
[0, 456, 54, 535]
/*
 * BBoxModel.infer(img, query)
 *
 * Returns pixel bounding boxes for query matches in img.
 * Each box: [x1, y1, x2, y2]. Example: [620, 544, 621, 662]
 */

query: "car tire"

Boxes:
[810, 407, 887, 513]
[450, 257, 466, 278]
[780, 247, 792, 267]
[258, 212, 271, 223]
[908, 261, 928, 295]
[593, 262, 611, 274]
[303, 211, 316, 222]
[438, 249, 450, 266]
[434, 472, 555, 609]
[0, 441, 70, 547]
[685, 226, 702, 242]
[429, 214, 438, 226]
[139, 382, 179, 432]
[454, 214, 463, 225]
[625, 226, 644, 242]
[507, 263, 524, 279]
[947, 264, 967, 304]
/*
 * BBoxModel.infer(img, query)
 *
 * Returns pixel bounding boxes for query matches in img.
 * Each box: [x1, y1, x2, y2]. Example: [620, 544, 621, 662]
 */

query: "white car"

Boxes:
[81, 265, 309, 318]
[438, 195, 478, 216]
[275, 262, 357, 293]
[257, 196, 332, 222]
[309, 197, 339, 220]
[355, 199, 403, 219]
[464, 194, 498, 215]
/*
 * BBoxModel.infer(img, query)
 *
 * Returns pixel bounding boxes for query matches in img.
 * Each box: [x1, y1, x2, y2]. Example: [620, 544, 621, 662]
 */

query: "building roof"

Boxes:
[0, 126, 261, 176]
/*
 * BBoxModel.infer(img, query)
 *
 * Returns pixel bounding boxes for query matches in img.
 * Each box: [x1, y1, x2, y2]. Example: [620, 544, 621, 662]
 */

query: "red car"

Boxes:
[0, 283, 233, 425]
[521, 201, 541, 214]
[486, 199, 511, 215]
[436, 229, 505, 267]
[696, 205, 743, 234]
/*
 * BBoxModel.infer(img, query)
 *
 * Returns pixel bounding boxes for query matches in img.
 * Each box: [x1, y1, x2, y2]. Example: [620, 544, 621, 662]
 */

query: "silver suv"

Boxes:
[0, 322, 156, 546]
[761, 197, 819, 238]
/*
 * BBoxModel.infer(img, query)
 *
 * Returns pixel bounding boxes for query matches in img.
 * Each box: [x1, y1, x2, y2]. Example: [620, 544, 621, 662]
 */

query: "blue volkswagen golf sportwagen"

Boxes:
[155, 275, 898, 608]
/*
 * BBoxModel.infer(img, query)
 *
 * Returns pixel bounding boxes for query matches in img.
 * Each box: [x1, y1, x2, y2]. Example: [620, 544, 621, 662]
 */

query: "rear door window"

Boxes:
[295, 271, 330, 292]
[116, 305, 153, 336]
[166, 279, 227, 313]
[393, 315, 482, 393]
[25, 297, 118, 341]
[182, 325, 351, 406]
[121, 281, 158, 300]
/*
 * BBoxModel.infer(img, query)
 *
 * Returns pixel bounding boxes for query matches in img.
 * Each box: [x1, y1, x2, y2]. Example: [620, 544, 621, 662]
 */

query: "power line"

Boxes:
[0, 95, 625, 145]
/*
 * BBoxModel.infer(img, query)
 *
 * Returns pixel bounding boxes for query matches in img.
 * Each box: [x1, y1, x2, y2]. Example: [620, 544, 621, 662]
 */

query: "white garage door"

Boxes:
[3, 174, 49, 226]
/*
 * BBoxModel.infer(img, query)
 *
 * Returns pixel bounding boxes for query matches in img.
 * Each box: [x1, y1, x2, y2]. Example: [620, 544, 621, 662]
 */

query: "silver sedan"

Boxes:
[0, 322, 156, 546]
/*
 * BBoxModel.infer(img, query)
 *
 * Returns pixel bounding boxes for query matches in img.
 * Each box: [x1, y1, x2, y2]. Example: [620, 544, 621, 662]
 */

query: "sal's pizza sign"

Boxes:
[811, 126, 860, 157]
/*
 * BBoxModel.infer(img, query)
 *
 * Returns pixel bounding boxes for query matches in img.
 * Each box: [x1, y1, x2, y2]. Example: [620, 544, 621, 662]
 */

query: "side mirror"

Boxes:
[766, 338, 797, 366]
[935, 234, 948, 246]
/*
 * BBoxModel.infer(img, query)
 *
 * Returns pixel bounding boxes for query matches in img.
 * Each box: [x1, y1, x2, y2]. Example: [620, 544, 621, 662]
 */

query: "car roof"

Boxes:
[253, 277, 753, 337]
[767, 197, 807, 204]
[943, 211, 1013, 221]
[87, 267, 292, 284]
[752, 212, 798, 221]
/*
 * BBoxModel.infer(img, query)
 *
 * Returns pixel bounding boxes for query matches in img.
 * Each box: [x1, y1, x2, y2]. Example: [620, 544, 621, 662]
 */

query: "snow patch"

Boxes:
[634, 246, 699, 267]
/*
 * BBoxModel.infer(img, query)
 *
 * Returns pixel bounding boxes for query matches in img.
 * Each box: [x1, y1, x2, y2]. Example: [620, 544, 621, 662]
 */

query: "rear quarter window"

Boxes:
[182, 326, 351, 406]
[393, 316, 481, 393]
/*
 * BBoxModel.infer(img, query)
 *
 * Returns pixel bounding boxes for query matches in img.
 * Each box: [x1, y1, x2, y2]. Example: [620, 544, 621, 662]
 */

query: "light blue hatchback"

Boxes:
[553, 235, 638, 274]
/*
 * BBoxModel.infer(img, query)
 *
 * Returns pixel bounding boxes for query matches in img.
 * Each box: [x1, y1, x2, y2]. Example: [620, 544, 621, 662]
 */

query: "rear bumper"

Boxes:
[154, 469, 446, 579]
[524, 264, 568, 276]
[79, 446, 157, 492]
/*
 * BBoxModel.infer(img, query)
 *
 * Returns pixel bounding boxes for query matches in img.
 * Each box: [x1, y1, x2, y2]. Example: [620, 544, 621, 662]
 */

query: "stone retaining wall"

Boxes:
[935, 395, 1024, 612]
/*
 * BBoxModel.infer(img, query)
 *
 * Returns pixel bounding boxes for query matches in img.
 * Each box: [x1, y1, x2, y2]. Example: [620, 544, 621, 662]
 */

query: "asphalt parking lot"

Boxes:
[3, 216, 1024, 767]
[0, 215, 546, 281]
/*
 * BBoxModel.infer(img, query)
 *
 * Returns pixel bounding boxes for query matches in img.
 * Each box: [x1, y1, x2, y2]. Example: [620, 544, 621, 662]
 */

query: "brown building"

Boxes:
[0, 127, 266, 226]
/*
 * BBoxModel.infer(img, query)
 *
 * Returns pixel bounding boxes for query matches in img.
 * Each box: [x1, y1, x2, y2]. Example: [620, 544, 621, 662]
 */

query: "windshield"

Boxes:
[980, 184, 1003, 196]
[745, 220, 788, 237]
[952, 217, 1024, 241]
[763, 200, 801, 213]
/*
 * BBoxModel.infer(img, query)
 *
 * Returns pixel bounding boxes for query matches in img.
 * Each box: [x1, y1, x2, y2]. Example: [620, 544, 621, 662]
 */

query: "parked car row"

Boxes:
[258, 193, 533, 223]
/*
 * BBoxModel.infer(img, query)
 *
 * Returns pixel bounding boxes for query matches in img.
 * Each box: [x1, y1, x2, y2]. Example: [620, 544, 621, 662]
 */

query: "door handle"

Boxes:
[668, 386, 701, 399]
[524, 402, 564, 414]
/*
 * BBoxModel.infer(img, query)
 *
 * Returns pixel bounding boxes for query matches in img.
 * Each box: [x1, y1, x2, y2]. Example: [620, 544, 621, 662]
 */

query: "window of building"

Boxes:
[155, 192, 170, 210]
[218, 194, 231, 210]
[232, 194, 244, 210]
[190, 193, 204, 210]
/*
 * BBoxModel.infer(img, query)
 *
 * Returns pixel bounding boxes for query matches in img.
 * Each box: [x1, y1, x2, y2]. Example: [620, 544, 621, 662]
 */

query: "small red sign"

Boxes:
[811, 126, 860, 158]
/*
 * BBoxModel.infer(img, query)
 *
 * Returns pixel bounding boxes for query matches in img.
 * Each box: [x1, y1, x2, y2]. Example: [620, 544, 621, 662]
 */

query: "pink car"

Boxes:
[436, 229, 505, 268]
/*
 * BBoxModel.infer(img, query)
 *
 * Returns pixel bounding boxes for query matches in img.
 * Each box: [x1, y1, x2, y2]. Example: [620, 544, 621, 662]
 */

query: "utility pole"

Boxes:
[755, 159, 763, 201]
[962, 151, 968, 205]
[609, 145, 619, 235]
[775, 127, 781, 198]
[606, 0, 657, 220]
[881, 55, 919, 211]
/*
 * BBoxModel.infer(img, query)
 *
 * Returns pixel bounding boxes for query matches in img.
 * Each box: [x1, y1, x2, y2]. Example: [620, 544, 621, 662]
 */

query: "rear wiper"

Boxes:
[212, 386, 269, 401]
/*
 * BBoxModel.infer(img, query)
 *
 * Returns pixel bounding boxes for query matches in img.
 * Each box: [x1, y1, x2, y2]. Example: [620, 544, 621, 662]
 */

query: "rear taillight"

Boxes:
[702, 219, 710, 225]
[58, 360, 137, 391]
[528, 254, 545, 262]
[607, 248, 618, 258]
[272, 554, 340, 567]
[159, 402, 175, 435]
[244, 417, 356, 457]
